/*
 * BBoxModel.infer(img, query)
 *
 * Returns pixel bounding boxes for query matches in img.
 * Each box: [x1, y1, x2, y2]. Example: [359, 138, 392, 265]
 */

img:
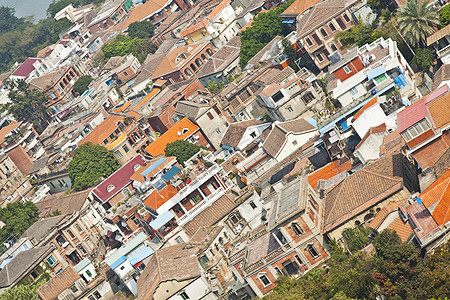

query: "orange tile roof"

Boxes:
[144, 117, 199, 157]
[143, 184, 179, 210]
[420, 168, 450, 226]
[208, 0, 231, 19]
[281, 0, 321, 16]
[180, 19, 209, 37]
[307, 159, 352, 189]
[134, 88, 160, 110]
[386, 217, 414, 243]
[427, 93, 450, 129]
[124, 0, 168, 29]
[78, 115, 124, 146]
[114, 101, 131, 113]
[368, 198, 405, 229]
[0, 121, 20, 144]
[352, 97, 377, 121]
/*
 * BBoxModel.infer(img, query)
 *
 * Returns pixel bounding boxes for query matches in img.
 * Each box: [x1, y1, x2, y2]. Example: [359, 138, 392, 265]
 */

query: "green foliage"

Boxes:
[49, 209, 62, 217]
[440, 4, 450, 27]
[0, 201, 39, 241]
[342, 226, 372, 252]
[102, 35, 157, 63]
[334, 17, 378, 47]
[398, 0, 439, 47]
[128, 20, 156, 39]
[0, 284, 37, 300]
[47, 0, 104, 18]
[0, 6, 28, 35]
[297, 52, 320, 75]
[281, 38, 299, 72]
[164, 140, 203, 166]
[412, 48, 435, 71]
[367, 0, 393, 15]
[1, 79, 51, 133]
[421, 240, 450, 299]
[0, 12, 73, 72]
[206, 80, 226, 93]
[68, 142, 120, 191]
[239, 0, 294, 68]
[73, 75, 93, 95]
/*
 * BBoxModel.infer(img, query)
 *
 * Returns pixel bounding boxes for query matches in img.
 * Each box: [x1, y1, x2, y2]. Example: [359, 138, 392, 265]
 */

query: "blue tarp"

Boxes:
[394, 74, 408, 88]
[153, 179, 166, 191]
[338, 119, 349, 130]
[367, 66, 386, 80]
[128, 247, 154, 266]
[282, 19, 295, 24]
[141, 157, 166, 176]
[150, 210, 175, 229]
[127, 80, 135, 87]
[110, 255, 127, 270]
[416, 197, 423, 204]
[161, 166, 181, 182]
[307, 118, 318, 128]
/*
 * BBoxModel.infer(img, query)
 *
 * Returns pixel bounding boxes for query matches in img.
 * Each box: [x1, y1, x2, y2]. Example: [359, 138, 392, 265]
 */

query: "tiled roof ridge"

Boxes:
[360, 168, 402, 183]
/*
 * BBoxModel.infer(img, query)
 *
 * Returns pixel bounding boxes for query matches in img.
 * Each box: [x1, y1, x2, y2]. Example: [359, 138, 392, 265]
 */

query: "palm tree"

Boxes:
[397, 0, 439, 47]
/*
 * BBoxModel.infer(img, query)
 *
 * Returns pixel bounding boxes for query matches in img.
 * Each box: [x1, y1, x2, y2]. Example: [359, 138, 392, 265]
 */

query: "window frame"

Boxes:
[343, 64, 351, 74]
[305, 37, 313, 47]
[329, 22, 337, 32]
[291, 222, 304, 236]
[258, 273, 271, 287]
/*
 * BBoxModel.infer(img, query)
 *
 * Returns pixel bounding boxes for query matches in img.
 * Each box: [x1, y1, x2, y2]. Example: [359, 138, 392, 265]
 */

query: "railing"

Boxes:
[177, 188, 224, 226]
[419, 225, 445, 247]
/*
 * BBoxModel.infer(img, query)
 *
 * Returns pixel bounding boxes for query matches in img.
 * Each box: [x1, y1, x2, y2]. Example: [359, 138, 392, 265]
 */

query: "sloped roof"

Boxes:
[354, 123, 386, 151]
[397, 99, 427, 133]
[420, 168, 450, 226]
[352, 97, 378, 121]
[0, 121, 21, 144]
[296, 0, 350, 37]
[21, 215, 64, 242]
[144, 118, 199, 157]
[142, 184, 179, 210]
[78, 115, 124, 146]
[36, 189, 90, 218]
[174, 100, 209, 120]
[307, 158, 352, 189]
[427, 92, 450, 129]
[368, 198, 405, 230]
[37, 267, 80, 300]
[124, 0, 169, 29]
[323, 152, 404, 232]
[182, 193, 237, 237]
[281, 0, 321, 16]
[220, 119, 264, 148]
[29, 68, 69, 90]
[92, 155, 146, 203]
[11, 58, 40, 77]
[246, 36, 282, 67]
[432, 64, 450, 90]
[427, 23, 450, 46]
[262, 119, 316, 157]
[386, 217, 414, 243]
[136, 243, 201, 300]
[0, 246, 52, 288]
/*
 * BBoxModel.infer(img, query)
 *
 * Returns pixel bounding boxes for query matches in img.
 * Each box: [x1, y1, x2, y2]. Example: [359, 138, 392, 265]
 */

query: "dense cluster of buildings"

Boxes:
[0, 0, 448, 299]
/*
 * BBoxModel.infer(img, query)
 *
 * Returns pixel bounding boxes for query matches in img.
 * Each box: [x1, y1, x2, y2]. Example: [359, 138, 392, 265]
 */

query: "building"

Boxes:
[296, 0, 358, 70]
[427, 23, 450, 64]
[220, 120, 271, 154]
[87, 2, 127, 34]
[353, 123, 387, 164]
[136, 242, 219, 300]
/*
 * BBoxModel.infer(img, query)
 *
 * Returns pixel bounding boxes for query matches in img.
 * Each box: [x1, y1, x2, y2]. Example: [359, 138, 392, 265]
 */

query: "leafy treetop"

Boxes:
[164, 140, 204, 166]
[68, 142, 120, 191]
[128, 20, 156, 39]
[101, 34, 157, 63]
[0, 201, 39, 242]
[73, 75, 93, 95]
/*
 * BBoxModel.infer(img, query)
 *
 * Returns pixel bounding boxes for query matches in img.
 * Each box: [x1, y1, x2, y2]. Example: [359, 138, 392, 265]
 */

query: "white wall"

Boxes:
[168, 277, 218, 300]
[78, 263, 97, 281]
[352, 104, 387, 138]
[236, 123, 271, 150]
[354, 132, 385, 164]
[237, 192, 264, 230]
[276, 130, 318, 161]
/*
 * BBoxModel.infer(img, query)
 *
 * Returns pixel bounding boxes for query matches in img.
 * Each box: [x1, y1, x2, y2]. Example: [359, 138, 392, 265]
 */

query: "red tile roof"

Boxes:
[142, 184, 179, 210]
[386, 217, 414, 243]
[397, 99, 427, 133]
[92, 155, 146, 203]
[354, 123, 386, 151]
[180, 19, 209, 37]
[307, 159, 352, 189]
[11, 58, 40, 77]
[420, 168, 450, 226]
[144, 118, 199, 157]
[78, 115, 125, 146]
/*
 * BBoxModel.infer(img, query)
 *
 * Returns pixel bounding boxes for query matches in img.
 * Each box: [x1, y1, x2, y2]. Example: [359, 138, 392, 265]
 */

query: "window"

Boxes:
[343, 64, 351, 74]
[46, 255, 57, 267]
[295, 255, 304, 265]
[107, 185, 115, 192]
[349, 86, 358, 96]
[316, 53, 324, 62]
[250, 131, 257, 138]
[274, 266, 283, 275]
[305, 37, 313, 46]
[122, 144, 130, 153]
[201, 254, 209, 263]
[191, 195, 200, 203]
[302, 92, 314, 104]
[292, 140, 298, 146]
[231, 215, 239, 224]
[311, 33, 322, 45]
[320, 28, 328, 38]
[75, 224, 82, 233]
[329, 22, 336, 31]
[292, 222, 303, 236]
[93, 291, 101, 299]
[180, 292, 189, 300]
[330, 43, 338, 52]
[401, 119, 431, 141]
[175, 236, 184, 243]
[207, 112, 214, 120]
[88, 296, 95, 300]
[282, 259, 299, 275]
[67, 230, 75, 239]
[271, 90, 284, 102]
[86, 269, 92, 277]
[49, 91, 57, 100]
[336, 17, 346, 29]
[307, 244, 320, 258]
[287, 106, 293, 112]
[215, 128, 221, 135]
[70, 285, 78, 293]
[258, 274, 271, 287]
[123, 71, 128, 77]
[343, 13, 351, 22]
[249, 201, 257, 209]
[114, 150, 123, 159]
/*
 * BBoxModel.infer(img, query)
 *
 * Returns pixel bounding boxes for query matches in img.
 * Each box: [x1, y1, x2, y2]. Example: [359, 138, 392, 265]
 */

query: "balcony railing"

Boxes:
[177, 188, 225, 226]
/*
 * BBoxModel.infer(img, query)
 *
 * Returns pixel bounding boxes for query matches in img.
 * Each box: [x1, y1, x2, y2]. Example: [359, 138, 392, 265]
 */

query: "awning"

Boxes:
[128, 247, 154, 267]
[282, 19, 295, 24]
[127, 80, 135, 87]
[110, 255, 127, 270]
[307, 118, 318, 128]
[141, 157, 166, 176]
[367, 66, 386, 80]
[161, 166, 181, 182]
[269, 161, 296, 184]
[150, 210, 175, 230]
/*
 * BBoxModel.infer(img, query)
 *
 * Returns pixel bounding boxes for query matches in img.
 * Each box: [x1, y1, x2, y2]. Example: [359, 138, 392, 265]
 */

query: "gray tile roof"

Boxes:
[21, 215, 65, 244]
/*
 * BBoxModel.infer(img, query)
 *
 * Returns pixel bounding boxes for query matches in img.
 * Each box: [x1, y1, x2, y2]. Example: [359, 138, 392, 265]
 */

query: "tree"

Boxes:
[282, 38, 299, 72]
[206, 80, 226, 93]
[397, 0, 439, 47]
[128, 20, 156, 39]
[0, 6, 28, 35]
[341, 226, 372, 253]
[440, 4, 450, 27]
[0, 284, 37, 300]
[165, 140, 204, 166]
[0, 201, 39, 242]
[47, 0, 104, 18]
[421, 240, 450, 299]
[335, 17, 378, 47]
[68, 142, 120, 191]
[102, 35, 157, 63]
[412, 48, 435, 71]
[73, 75, 93, 95]
[1, 79, 50, 133]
